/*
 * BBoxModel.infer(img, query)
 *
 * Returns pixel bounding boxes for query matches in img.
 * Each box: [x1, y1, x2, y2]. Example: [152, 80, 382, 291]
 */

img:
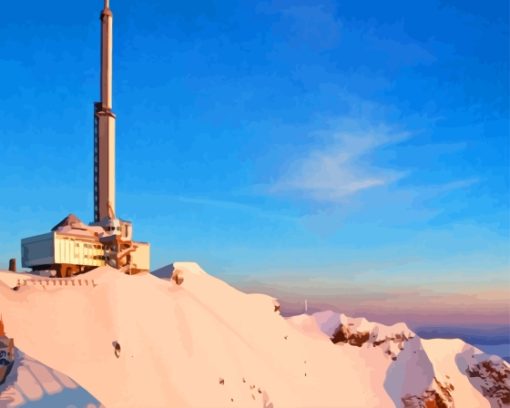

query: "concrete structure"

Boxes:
[20, 0, 150, 276]
[22, 215, 106, 277]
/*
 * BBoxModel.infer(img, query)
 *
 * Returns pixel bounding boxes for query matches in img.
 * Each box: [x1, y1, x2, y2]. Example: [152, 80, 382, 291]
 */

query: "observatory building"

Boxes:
[20, 0, 150, 277]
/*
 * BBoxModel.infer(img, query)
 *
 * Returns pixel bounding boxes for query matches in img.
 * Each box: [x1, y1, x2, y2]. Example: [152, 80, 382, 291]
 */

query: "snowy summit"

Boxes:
[0, 263, 508, 407]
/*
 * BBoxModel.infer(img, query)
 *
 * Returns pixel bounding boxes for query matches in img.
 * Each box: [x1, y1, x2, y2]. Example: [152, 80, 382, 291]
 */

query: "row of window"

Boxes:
[84, 243, 103, 249]
[71, 242, 103, 250]
[84, 254, 105, 260]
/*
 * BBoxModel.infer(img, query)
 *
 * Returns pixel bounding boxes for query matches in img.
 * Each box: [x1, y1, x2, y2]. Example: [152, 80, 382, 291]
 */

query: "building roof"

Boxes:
[50, 214, 106, 240]
[52, 214, 86, 231]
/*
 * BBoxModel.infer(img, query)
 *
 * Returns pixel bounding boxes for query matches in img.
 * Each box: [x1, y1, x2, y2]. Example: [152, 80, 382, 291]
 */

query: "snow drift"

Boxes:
[0, 348, 101, 407]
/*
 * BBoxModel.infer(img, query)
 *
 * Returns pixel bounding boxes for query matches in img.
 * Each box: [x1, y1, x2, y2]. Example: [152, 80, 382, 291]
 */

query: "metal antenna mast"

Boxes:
[94, 0, 115, 223]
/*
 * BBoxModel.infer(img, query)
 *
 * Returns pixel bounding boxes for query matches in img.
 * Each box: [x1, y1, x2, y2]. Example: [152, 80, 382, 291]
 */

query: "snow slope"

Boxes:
[0, 263, 508, 407]
[0, 348, 102, 408]
[307, 310, 509, 407]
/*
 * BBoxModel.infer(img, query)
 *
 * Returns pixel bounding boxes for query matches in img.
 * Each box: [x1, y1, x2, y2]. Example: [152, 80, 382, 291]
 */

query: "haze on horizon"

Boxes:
[0, 0, 508, 327]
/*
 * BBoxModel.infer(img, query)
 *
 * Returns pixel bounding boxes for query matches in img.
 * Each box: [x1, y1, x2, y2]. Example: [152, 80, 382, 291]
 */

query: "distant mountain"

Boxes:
[415, 325, 510, 363]
[0, 263, 508, 407]
[415, 326, 510, 346]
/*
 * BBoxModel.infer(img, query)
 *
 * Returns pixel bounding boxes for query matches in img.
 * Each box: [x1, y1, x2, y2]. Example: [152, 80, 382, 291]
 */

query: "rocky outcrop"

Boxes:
[312, 311, 510, 407]
[331, 324, 370, 347]
[401, 377, 454, 408]
[466, 358, 510, 407]
[322, 312, 414, 360]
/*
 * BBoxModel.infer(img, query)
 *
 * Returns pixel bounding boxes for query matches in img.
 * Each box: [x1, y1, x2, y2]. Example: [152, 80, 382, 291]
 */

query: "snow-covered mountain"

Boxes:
[305, 310, 510, 407]
[0, 263, 508, 407]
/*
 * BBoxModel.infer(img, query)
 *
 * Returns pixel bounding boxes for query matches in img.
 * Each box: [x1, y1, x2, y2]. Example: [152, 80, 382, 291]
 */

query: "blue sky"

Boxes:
[0, 0, 508, 323]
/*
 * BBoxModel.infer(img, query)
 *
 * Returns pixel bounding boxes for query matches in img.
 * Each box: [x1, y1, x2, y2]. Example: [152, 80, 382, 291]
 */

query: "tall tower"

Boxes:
[94, 0, 115, 223]
[20, 0, 150, 276]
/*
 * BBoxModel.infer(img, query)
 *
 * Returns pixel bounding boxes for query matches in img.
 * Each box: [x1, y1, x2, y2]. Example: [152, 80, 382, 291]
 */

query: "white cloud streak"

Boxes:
[175, 195, 298, 222]
[270, 128, 409, 202]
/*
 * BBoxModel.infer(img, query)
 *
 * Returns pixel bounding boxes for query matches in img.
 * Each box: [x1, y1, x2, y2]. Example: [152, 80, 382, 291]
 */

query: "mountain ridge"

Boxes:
[0, 263, 508, 407]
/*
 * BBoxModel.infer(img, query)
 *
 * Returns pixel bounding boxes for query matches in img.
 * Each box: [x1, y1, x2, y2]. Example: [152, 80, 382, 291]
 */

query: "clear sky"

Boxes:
[1, 0, 508, 326]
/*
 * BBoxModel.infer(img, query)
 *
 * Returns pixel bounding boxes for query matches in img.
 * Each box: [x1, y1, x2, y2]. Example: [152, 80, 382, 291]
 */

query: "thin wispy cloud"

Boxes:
[269, 127, 409, 202]
[175, 195, 298, 223]
[426, 177, 480, 194]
